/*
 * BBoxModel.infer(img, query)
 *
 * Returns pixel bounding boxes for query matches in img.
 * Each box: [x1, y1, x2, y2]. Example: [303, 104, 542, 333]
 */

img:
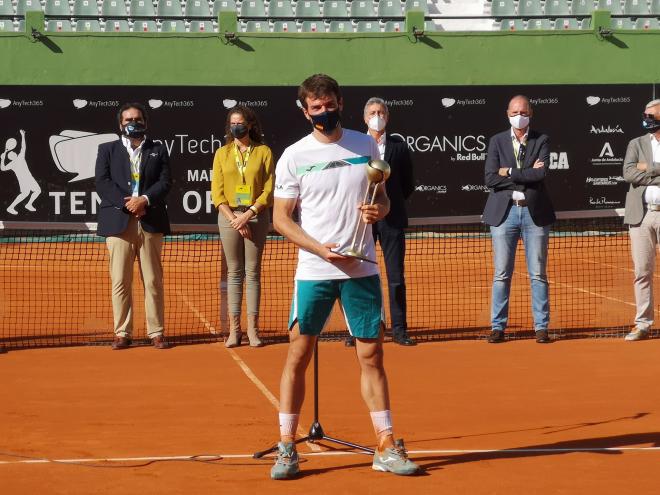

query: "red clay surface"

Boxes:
[2, 339, 660, 494]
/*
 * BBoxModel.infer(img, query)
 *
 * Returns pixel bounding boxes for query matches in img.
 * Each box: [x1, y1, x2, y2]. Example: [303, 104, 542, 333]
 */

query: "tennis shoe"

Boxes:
[625, 327, 649, 341]
[372, 439, 420, 476]
[270, 441, 299, 480]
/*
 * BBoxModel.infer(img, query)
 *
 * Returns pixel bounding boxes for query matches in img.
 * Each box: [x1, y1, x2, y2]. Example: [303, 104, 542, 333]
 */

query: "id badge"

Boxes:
[235, 184, 252, 206]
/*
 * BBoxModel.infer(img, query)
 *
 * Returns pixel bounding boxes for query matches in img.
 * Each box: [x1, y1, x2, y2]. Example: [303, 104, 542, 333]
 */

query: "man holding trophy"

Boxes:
[270, 74, 420, 479]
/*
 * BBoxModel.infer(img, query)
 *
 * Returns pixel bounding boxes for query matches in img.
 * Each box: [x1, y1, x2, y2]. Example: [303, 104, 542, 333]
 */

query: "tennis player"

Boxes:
[270, 74, 420, 479]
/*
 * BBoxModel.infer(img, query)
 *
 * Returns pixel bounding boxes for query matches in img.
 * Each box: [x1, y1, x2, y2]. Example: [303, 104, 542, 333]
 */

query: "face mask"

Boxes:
[642, 115, 660, 132]
[368, 115, 386, 132]
[310, 109, 341, 135]
[230, 124, 249, 139]
[122, 120, 146, 139]
[509, 114, 530, 130]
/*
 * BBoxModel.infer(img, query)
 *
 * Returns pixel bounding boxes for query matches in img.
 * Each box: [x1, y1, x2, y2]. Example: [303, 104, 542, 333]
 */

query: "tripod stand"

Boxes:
[253, 339, 375, 459]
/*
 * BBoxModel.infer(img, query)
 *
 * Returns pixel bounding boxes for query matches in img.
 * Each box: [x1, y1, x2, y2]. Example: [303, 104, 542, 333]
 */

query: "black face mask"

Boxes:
[310, 109, 341, 135]
[230, 124, 249, 139]
[643, 115, 660, 133]
[122, 120, 146, 139]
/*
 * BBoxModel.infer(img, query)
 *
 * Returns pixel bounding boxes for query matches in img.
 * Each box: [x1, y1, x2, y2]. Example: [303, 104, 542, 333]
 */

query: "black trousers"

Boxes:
[373, 221, 408, 338]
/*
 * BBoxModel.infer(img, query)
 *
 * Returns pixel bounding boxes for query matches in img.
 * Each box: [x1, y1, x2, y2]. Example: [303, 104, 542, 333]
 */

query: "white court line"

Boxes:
[2, 447, 660, 465]
[548, 278, 635, 307]
[178, 294, 319, 451]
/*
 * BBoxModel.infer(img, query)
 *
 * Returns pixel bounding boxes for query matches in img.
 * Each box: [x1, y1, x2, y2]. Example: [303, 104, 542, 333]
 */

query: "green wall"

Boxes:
[0, 19, 658, 86]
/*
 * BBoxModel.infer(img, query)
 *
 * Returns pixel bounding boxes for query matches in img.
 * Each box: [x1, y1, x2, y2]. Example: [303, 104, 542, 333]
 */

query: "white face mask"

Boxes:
[368, 115, 387, 132]
[509, 114, 530, 130]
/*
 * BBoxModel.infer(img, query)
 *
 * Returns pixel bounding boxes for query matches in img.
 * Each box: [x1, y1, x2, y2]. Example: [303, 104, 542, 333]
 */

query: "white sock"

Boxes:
[279, 413, 299, 439]
[370, 410, 393, 439]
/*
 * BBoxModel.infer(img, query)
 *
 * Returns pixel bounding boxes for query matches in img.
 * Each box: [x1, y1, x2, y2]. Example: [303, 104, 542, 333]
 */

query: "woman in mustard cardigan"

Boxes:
[211, 106, 274, 347]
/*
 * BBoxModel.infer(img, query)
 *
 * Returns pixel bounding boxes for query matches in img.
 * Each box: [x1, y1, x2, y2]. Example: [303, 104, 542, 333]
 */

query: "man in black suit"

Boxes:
[95, 102, 172, 350]
[346, 97, 415, 347]
[482, 95, 555, 344]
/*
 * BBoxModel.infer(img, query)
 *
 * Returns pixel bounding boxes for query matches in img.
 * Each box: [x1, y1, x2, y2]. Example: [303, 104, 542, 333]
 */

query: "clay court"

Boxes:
[2, 339, 660, 494]
[2, 221, 660, 493]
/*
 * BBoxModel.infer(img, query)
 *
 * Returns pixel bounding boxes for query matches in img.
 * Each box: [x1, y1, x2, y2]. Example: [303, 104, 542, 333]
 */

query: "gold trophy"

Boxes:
[339, 159, 391, 263]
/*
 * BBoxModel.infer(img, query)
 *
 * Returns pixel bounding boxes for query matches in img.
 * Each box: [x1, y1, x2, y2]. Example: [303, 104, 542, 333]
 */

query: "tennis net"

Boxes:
[0, 212, 650, 350]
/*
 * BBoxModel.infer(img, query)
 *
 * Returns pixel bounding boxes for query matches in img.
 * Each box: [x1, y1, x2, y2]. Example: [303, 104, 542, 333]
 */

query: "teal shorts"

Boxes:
[289, 275, 384, 339]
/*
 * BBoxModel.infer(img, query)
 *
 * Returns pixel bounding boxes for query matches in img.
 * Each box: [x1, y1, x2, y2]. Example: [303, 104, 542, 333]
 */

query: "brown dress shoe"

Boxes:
[151, 335, 171, 349]
[111, 337, 132, 350]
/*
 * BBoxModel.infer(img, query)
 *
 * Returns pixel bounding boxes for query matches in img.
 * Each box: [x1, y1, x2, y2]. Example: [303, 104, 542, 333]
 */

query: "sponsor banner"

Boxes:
[0, 84, 652, 224]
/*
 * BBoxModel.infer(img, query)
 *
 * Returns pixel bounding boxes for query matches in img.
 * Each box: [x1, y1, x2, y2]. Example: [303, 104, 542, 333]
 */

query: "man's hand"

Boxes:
[318, 243, 348, 262]
[230, 211, 252, 230]
[637, 162, 648, 172]
[498, 167, 510, 177]
[124, 196, 148, 214]
[358, 202, 386, 224]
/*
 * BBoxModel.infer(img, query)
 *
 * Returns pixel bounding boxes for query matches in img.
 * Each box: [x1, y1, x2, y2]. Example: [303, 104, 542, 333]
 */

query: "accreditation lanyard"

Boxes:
[233, 144, 252, 184]
[512, 137, 527, 169]
[130, 151, 142, 196]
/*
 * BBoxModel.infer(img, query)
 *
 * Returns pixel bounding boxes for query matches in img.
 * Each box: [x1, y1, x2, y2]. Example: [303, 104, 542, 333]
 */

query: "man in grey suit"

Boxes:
[482, 95, 555, 344]
[622, 99, 660, 341]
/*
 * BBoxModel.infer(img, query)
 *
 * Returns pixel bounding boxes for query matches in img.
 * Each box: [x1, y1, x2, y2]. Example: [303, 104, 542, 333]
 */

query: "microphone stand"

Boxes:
[253, 340, 375, 459]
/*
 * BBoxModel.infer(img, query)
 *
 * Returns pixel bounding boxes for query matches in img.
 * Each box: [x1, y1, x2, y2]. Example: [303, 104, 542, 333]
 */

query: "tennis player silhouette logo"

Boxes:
[1, 129, 42, 215]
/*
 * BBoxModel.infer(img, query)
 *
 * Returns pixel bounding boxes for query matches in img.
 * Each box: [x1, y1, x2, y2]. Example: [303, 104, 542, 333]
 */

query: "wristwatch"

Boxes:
[249, 205, 259, 216]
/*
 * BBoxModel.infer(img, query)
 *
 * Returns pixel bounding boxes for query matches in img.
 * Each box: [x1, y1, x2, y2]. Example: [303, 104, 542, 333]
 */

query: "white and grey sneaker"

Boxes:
[270, 442, 300, 480]
[625, 327, 649, 341]
[372, 439, 420, 476]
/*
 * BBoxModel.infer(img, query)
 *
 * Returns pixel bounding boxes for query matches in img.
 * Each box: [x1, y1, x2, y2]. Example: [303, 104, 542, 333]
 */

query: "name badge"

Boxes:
[235, 184, 252, 206]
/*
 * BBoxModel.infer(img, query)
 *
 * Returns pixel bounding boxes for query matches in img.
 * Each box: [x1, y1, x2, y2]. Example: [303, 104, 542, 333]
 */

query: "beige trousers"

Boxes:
[106, 216, 165, 338]
[629, 210, 660, 330]
[217, 210, 269, 316]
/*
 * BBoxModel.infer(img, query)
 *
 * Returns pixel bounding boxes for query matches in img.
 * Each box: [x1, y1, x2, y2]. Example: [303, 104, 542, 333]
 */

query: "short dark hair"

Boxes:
[117, 102, 149, 127]
[224, 105, 265, 145]
[297, 74, 342, 109]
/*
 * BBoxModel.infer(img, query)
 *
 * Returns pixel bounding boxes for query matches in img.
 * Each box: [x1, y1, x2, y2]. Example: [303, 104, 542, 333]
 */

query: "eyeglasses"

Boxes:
[643, 113, 656, 119]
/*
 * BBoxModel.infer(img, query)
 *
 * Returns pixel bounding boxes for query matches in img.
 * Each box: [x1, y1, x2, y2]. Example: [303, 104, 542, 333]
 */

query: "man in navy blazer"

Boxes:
[482, 95, 555, 344]
[346, 97, 415, 346]
[95, 102, 172, 350]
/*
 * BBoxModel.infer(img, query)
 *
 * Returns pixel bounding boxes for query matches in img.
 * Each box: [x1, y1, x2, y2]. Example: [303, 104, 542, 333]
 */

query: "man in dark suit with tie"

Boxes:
[482, 95, 555, 344]
[95, 102, 172, 350]
[346, 97, 415, 347]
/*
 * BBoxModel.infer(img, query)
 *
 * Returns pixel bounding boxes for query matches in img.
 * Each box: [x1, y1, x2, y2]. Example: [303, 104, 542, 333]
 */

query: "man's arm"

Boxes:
[621, 139, 660, 186]
[360, 181, 390, 224]
[273, 197, 347, 262]
[485, 136, 515, 190]
[509, 135, 550, 184]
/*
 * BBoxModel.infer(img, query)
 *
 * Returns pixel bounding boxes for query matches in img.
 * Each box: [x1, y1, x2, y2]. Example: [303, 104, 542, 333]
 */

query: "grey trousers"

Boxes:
[629, 210, 660, 330]
[217, 210, 269, 316]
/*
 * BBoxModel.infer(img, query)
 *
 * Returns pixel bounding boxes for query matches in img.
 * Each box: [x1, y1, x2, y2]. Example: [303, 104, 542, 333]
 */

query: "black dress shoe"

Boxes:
[0, 346, 6, 354]
[487, 330, 505, 343]
[393, 336, 417, 346]
[344, 336, 355, 347]
[535, 330, 551, 343]
[111, 337, 132, 350]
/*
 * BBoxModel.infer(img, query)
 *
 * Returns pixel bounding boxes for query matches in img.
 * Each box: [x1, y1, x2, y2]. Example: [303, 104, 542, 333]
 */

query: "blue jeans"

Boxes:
[490, 205, 550, 331]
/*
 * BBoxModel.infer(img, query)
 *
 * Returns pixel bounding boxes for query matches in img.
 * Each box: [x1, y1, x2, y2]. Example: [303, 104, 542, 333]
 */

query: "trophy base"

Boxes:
[336, 249, 377, 264]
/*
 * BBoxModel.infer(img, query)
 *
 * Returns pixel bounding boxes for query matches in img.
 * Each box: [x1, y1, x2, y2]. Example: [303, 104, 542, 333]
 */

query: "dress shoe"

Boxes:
[151, 335, 171, 349]
[0, 346, 7, 354]
[535, 330, 551, 343]
[111, 336, 132, 350]
[393, 336, 417, 346]
[344, 336, 356, 347]
[487, 330, 505, 343]
[624, 327, 649, 341]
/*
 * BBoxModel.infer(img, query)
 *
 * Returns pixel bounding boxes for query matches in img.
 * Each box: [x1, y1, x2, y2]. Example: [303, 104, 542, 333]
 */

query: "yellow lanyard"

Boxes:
[233, 144, 252, 184]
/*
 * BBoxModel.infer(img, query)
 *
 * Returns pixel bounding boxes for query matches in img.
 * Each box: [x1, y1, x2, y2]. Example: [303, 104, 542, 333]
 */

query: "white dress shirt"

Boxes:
[510, 128, 528, 201]
[121, 135, 149, 203]
[644, 134, 660, 205]
[366, 131, 386, 160]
